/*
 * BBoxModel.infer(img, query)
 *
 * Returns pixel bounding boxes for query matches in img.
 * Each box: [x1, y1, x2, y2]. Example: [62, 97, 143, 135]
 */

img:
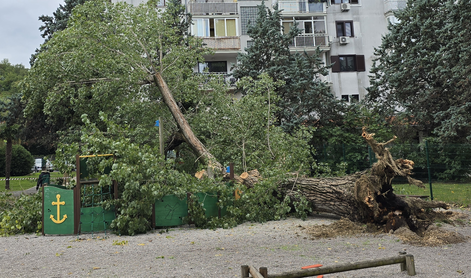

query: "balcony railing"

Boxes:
[278, 0, 326, 13]
[202, 37, 240, 50]
[383, 0, 407, 14]
[196, 72, 237, 87]
[290, 34, 329, 48]
[188, 2, 238, 15]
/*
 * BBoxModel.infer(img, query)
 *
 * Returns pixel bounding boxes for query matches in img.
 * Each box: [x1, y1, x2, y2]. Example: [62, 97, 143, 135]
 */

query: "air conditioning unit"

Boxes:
[341, 3, 350, 12]
[339, 36, 350, 45]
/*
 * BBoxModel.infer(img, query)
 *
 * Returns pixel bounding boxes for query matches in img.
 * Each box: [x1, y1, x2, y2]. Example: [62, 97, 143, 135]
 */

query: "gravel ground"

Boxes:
[1, 210, 470, 278]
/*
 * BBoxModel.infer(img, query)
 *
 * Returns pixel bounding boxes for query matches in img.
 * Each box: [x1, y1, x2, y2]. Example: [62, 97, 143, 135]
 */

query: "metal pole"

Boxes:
[159, 118, 164, 156]
[425, 140, 434, 200]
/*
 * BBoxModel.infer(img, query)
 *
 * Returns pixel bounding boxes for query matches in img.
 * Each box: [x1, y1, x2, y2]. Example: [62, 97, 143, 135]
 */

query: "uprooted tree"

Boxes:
[279, 127, 449, 233]
[22, 0, 452, 235]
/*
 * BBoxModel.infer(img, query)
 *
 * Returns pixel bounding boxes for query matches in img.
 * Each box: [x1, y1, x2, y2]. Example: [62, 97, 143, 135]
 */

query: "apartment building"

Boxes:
[112, 0, 406, 102]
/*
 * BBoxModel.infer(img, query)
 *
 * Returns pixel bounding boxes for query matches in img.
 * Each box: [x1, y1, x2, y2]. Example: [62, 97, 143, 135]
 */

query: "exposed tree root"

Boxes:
[279, 127, 450, 234]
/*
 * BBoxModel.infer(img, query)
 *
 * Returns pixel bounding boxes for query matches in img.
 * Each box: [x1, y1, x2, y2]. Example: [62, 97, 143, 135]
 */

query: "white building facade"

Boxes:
[112, 0, 405, 102]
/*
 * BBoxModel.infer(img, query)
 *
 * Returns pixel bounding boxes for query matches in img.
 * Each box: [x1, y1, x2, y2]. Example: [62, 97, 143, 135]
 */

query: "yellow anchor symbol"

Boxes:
[50, 194, 67, 224]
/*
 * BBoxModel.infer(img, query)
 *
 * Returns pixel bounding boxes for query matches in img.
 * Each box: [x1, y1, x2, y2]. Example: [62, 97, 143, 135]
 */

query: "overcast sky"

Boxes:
[0, 0, 64, 68]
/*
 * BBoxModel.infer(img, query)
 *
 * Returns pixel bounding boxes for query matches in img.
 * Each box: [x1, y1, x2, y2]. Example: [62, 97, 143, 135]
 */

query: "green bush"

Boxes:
[0, 192, 42, 236]
[0, 145, 35, 176]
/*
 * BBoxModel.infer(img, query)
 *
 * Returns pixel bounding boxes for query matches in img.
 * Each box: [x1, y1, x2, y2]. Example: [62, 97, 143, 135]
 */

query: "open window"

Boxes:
[198, 61, 228, 73]
[193, 18, 238, 37]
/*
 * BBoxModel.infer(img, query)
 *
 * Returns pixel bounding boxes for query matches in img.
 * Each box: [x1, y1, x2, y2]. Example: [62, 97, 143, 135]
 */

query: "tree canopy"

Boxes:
[367, 0, 471, 143]
[231, 3, 343, 133]
[0, 59, 28, 98]
[30, 0, 90, 66]
[22, 0, 207, 149]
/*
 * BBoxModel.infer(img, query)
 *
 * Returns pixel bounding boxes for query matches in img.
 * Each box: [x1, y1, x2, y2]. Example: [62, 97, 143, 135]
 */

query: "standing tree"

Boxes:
[0, 94, 26, 189]
[367, 0, 471, 143]
[0, 59, 28, 98]
[0, 61, 37, 188]
[231, 3, 343, 133]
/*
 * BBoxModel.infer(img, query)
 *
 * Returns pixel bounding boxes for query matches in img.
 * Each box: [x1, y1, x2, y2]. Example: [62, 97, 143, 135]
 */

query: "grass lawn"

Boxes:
[1, 172, 469, 207]
[0, 172, 65, 192]
[393, 182, 471, 207]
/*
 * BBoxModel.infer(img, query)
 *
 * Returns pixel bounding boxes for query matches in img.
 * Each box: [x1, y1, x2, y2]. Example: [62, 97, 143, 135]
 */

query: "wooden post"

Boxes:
[259, 267, 268, 278]
[73, 154, 81, 235]
[399, 251, 407, 272]
[249, 265, 264, 278]
[152, 203, 156, 228]
[405, 255, 416, 276]
[241, 265, 249, 278]
[41, 185, 45, 236]
[263, 254, 416, 277]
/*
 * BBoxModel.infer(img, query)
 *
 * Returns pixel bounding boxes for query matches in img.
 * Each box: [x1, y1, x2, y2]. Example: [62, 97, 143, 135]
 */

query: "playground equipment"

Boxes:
[43, 156, 233, 234]
[42, 154, 117, 235]
[242, 252, 416, 277]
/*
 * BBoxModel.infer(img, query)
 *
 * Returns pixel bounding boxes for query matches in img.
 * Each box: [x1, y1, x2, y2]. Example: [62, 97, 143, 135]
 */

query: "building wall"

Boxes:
[327, 1, 389, 102]
[111, 0, 405, 102]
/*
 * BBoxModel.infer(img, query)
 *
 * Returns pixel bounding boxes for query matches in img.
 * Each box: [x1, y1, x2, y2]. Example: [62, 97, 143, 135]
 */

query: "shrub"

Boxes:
[0, 192, 42, 236]
[0, 145, 35, 176]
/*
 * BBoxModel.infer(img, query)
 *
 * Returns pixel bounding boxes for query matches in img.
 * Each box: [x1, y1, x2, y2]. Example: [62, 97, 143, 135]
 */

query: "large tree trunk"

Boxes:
[279, 172, 367, 221]
[279, 128, 448, 232]
[5, 137, 12, 190]
[153, 72, 225, 174]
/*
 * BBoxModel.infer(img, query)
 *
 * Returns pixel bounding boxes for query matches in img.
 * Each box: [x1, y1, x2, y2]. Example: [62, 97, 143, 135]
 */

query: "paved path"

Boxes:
[9, 186, 38, 197]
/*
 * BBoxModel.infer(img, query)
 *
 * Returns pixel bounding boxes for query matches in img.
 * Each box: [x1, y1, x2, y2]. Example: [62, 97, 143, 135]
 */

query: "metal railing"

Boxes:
[278, 0, 326, 13]
[195, 72, 237, 87]
[290, 34, 329, 48]
[383, 0, 407, 14]
[188, 2, 238, 15]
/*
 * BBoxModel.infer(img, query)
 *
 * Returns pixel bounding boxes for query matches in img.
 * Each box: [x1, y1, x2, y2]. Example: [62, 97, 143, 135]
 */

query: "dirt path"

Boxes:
[1, 210, 470, 278]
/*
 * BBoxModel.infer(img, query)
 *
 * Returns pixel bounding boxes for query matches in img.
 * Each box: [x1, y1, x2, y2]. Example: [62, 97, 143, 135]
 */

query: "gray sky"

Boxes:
[0, 0, 64, 68]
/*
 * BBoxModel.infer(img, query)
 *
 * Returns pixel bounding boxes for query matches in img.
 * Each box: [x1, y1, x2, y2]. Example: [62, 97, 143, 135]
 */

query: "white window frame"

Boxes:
[192, 18, 238, 37]
[215, 18, 238, 37]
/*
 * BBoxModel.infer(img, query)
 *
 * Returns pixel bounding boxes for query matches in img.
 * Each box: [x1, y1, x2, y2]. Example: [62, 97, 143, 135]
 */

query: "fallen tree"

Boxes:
[278, 127, 449, 233]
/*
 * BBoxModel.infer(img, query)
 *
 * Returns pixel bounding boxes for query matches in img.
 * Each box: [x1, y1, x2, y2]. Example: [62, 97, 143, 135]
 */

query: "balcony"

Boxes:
[188, 0, 238, 15]
[290, 34, 329, 48]
[383, 0, 407, 15]
[202, 36, 240, 50]
[278, 0, 326, 13]
[196, 72, 237, 88]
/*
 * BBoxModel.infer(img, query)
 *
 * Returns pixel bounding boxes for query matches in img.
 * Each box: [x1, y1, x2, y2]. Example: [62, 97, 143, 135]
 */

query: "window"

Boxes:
[331, 55, 365, 72]
[339, 56, 356, 71]
[193, 18, 238, 37]
[216, 19, 237, 36]
[336, 21, 353, 37]
[331, 0, 358, 4]
[157, 0, 165, 6]
[282, 16, 326, 35]
[341, 95, 360, 103]
[241, 6, 258, 35]
[198, 61, 227, 73]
